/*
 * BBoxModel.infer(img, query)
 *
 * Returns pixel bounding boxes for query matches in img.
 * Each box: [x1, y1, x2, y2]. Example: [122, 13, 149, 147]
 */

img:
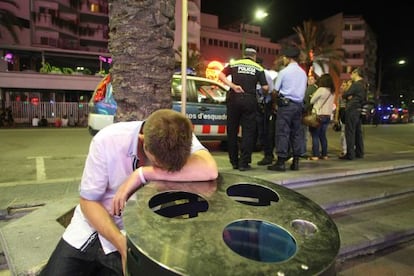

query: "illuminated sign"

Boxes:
[206, 61, 224, 82]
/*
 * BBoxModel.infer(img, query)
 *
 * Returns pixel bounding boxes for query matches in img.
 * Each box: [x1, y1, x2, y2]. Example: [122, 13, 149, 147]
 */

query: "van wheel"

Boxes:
[88, 127, 98, 136]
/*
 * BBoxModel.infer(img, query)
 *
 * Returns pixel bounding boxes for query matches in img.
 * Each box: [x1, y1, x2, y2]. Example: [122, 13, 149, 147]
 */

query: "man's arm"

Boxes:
[112, 149, 218, 216]
[80, 198, 127, 274]
[218, 72, 244, 93]
[146, 149, 218, 182]
[261, 84, 269, 94]
[343, 84, 355, 100]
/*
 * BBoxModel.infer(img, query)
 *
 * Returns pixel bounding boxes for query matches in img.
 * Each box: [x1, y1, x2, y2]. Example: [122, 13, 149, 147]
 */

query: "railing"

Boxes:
[8, 101, 90, 126]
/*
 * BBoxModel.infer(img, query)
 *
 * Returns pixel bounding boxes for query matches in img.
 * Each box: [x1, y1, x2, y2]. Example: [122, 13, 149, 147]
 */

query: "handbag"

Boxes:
[302, 94, 330, 128]
[332, 120, 342, 132]
[302, 109, 321, 128]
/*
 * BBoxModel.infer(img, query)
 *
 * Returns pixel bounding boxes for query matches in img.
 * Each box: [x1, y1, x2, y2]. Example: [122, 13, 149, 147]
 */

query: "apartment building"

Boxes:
[322, 13, 377, 99]
[0, 1, 377, 123]
[200, 13, 280, 69]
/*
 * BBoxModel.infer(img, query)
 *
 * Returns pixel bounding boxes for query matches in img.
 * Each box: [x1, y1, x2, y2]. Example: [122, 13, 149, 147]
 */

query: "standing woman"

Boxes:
[308, 74, 335, 160]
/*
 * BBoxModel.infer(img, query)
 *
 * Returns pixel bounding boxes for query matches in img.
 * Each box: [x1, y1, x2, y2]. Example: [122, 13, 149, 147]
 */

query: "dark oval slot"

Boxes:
[226, 183, 279, 206]
[222, 220, 297, 262]
[148, 191, 208, 219]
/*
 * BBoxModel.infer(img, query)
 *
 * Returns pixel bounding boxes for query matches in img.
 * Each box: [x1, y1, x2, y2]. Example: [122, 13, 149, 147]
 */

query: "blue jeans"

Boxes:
[309, 115, 331, 157]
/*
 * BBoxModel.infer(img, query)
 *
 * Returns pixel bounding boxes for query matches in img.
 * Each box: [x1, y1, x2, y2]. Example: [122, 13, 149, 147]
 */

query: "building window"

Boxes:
[90, 3, 100, 13]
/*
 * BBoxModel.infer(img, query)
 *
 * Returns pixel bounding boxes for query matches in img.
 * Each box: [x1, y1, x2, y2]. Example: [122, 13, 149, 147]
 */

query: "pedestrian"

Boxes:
[5, 106, 14, 127]
[61, 115, 69, 127]
[336, 79, 352, 157]
[308, 73, 335, 160]
[40, 109, 218, 276]
[301, 74, 319, 158]
[267, 46, 307, 172]
[54, 117, 62, 128]
[39, 116, 48, 127]
[219, 48, 269, 171]
[256, 59, 277, 166]
[0, 109, 5, 127]
[32, 115, 39, 127]
[339, 67, 366, 160]
[68, 114, 76, 127]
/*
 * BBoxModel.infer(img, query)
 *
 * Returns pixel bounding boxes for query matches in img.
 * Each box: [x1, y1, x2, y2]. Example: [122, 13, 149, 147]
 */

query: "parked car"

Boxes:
[88, 74, 229, 140]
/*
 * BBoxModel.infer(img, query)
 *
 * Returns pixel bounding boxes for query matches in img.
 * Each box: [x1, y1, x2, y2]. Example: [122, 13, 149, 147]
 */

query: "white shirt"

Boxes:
[274, 62, 307, 103]
[32, 117, 39, 127]
[310, 87, 334, 116]
[63, 121, 206, 254]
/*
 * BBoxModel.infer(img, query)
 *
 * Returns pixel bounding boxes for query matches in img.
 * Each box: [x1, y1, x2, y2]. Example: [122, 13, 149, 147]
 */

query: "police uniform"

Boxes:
[221, 48, 268, 170]
[268, 46, 307, 171]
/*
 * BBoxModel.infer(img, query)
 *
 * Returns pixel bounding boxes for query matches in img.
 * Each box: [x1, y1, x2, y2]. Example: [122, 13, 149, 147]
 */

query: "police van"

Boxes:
[88, 74, 229, 141]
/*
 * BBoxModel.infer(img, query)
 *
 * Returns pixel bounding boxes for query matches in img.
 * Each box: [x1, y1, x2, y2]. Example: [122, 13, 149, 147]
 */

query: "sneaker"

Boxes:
[319, 156, 329, 160]
[308, 156, 319, 161]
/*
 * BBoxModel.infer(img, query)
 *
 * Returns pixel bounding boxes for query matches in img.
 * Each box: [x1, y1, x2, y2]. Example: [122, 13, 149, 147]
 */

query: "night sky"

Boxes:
[201, 0, 413, 78]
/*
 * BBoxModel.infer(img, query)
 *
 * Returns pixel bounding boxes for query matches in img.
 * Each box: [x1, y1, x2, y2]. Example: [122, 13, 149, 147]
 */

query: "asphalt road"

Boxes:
[1, 124, 414, 210]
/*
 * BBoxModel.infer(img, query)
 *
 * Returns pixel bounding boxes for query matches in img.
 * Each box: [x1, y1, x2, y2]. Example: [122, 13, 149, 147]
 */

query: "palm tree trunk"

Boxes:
[108, 0, 176, 121]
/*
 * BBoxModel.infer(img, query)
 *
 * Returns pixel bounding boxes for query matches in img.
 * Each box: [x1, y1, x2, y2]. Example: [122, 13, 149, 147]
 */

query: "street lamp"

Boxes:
[255, 9, 268, 20]
[376, 57, 407, 104]
[241, 9, 268, 53]
[398, 59, 406, 65]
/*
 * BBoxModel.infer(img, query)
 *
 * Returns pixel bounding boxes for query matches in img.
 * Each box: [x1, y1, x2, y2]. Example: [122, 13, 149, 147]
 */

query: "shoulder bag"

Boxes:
[302, 94, 330, 128]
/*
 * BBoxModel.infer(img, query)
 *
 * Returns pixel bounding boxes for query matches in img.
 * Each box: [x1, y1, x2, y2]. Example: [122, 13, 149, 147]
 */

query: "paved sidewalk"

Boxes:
[1, 124, 414, 275]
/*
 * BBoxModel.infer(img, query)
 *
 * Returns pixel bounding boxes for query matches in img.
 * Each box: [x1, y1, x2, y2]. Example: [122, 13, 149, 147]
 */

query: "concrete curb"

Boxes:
[274, 160, 414, 189]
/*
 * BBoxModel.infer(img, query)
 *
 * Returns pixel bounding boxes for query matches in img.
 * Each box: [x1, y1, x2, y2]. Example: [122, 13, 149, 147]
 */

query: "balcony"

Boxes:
[0, 71, 101, 90]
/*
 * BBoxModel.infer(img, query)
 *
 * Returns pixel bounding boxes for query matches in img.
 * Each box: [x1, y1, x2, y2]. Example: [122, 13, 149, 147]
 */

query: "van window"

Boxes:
[171, 78, 198, 103]
[171, 78, 182, 101]
[195, 81, 227, 104]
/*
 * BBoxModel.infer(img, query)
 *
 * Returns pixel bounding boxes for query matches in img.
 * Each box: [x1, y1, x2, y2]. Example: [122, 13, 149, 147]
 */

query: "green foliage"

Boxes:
[51, 66, 62, 74]
[62, 67, 74, 74]
[292, 20, 345, 78]
[39, 62, 52, 73]
[175, 46, 206, 77]
[96, 69, 107, 76]
[82, 67, 92, 75]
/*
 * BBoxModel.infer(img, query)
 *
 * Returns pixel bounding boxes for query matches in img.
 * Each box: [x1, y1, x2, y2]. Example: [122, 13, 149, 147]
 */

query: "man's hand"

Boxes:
[112, 169, 144, 216]
[232, 84, 244, 93]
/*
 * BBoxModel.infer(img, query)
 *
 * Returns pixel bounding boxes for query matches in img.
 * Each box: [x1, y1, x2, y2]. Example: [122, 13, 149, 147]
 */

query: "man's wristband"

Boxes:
[137, 166, 147, 185]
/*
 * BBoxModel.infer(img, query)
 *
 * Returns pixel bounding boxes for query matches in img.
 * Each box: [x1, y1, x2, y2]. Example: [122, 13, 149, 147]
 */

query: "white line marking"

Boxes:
[27, 156, 51, 181]
[0, 177, 81, 188]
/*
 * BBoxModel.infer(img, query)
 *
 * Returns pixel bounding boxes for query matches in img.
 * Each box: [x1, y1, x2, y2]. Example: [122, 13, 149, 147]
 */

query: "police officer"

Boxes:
[268, 46, 307, 172]
[219, 48, 269, 171]
[256, 65, 277, 166]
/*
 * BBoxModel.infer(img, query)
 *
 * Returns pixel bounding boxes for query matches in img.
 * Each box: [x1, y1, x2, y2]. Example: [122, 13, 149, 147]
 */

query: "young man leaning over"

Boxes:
[41, 109, 218, 276]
